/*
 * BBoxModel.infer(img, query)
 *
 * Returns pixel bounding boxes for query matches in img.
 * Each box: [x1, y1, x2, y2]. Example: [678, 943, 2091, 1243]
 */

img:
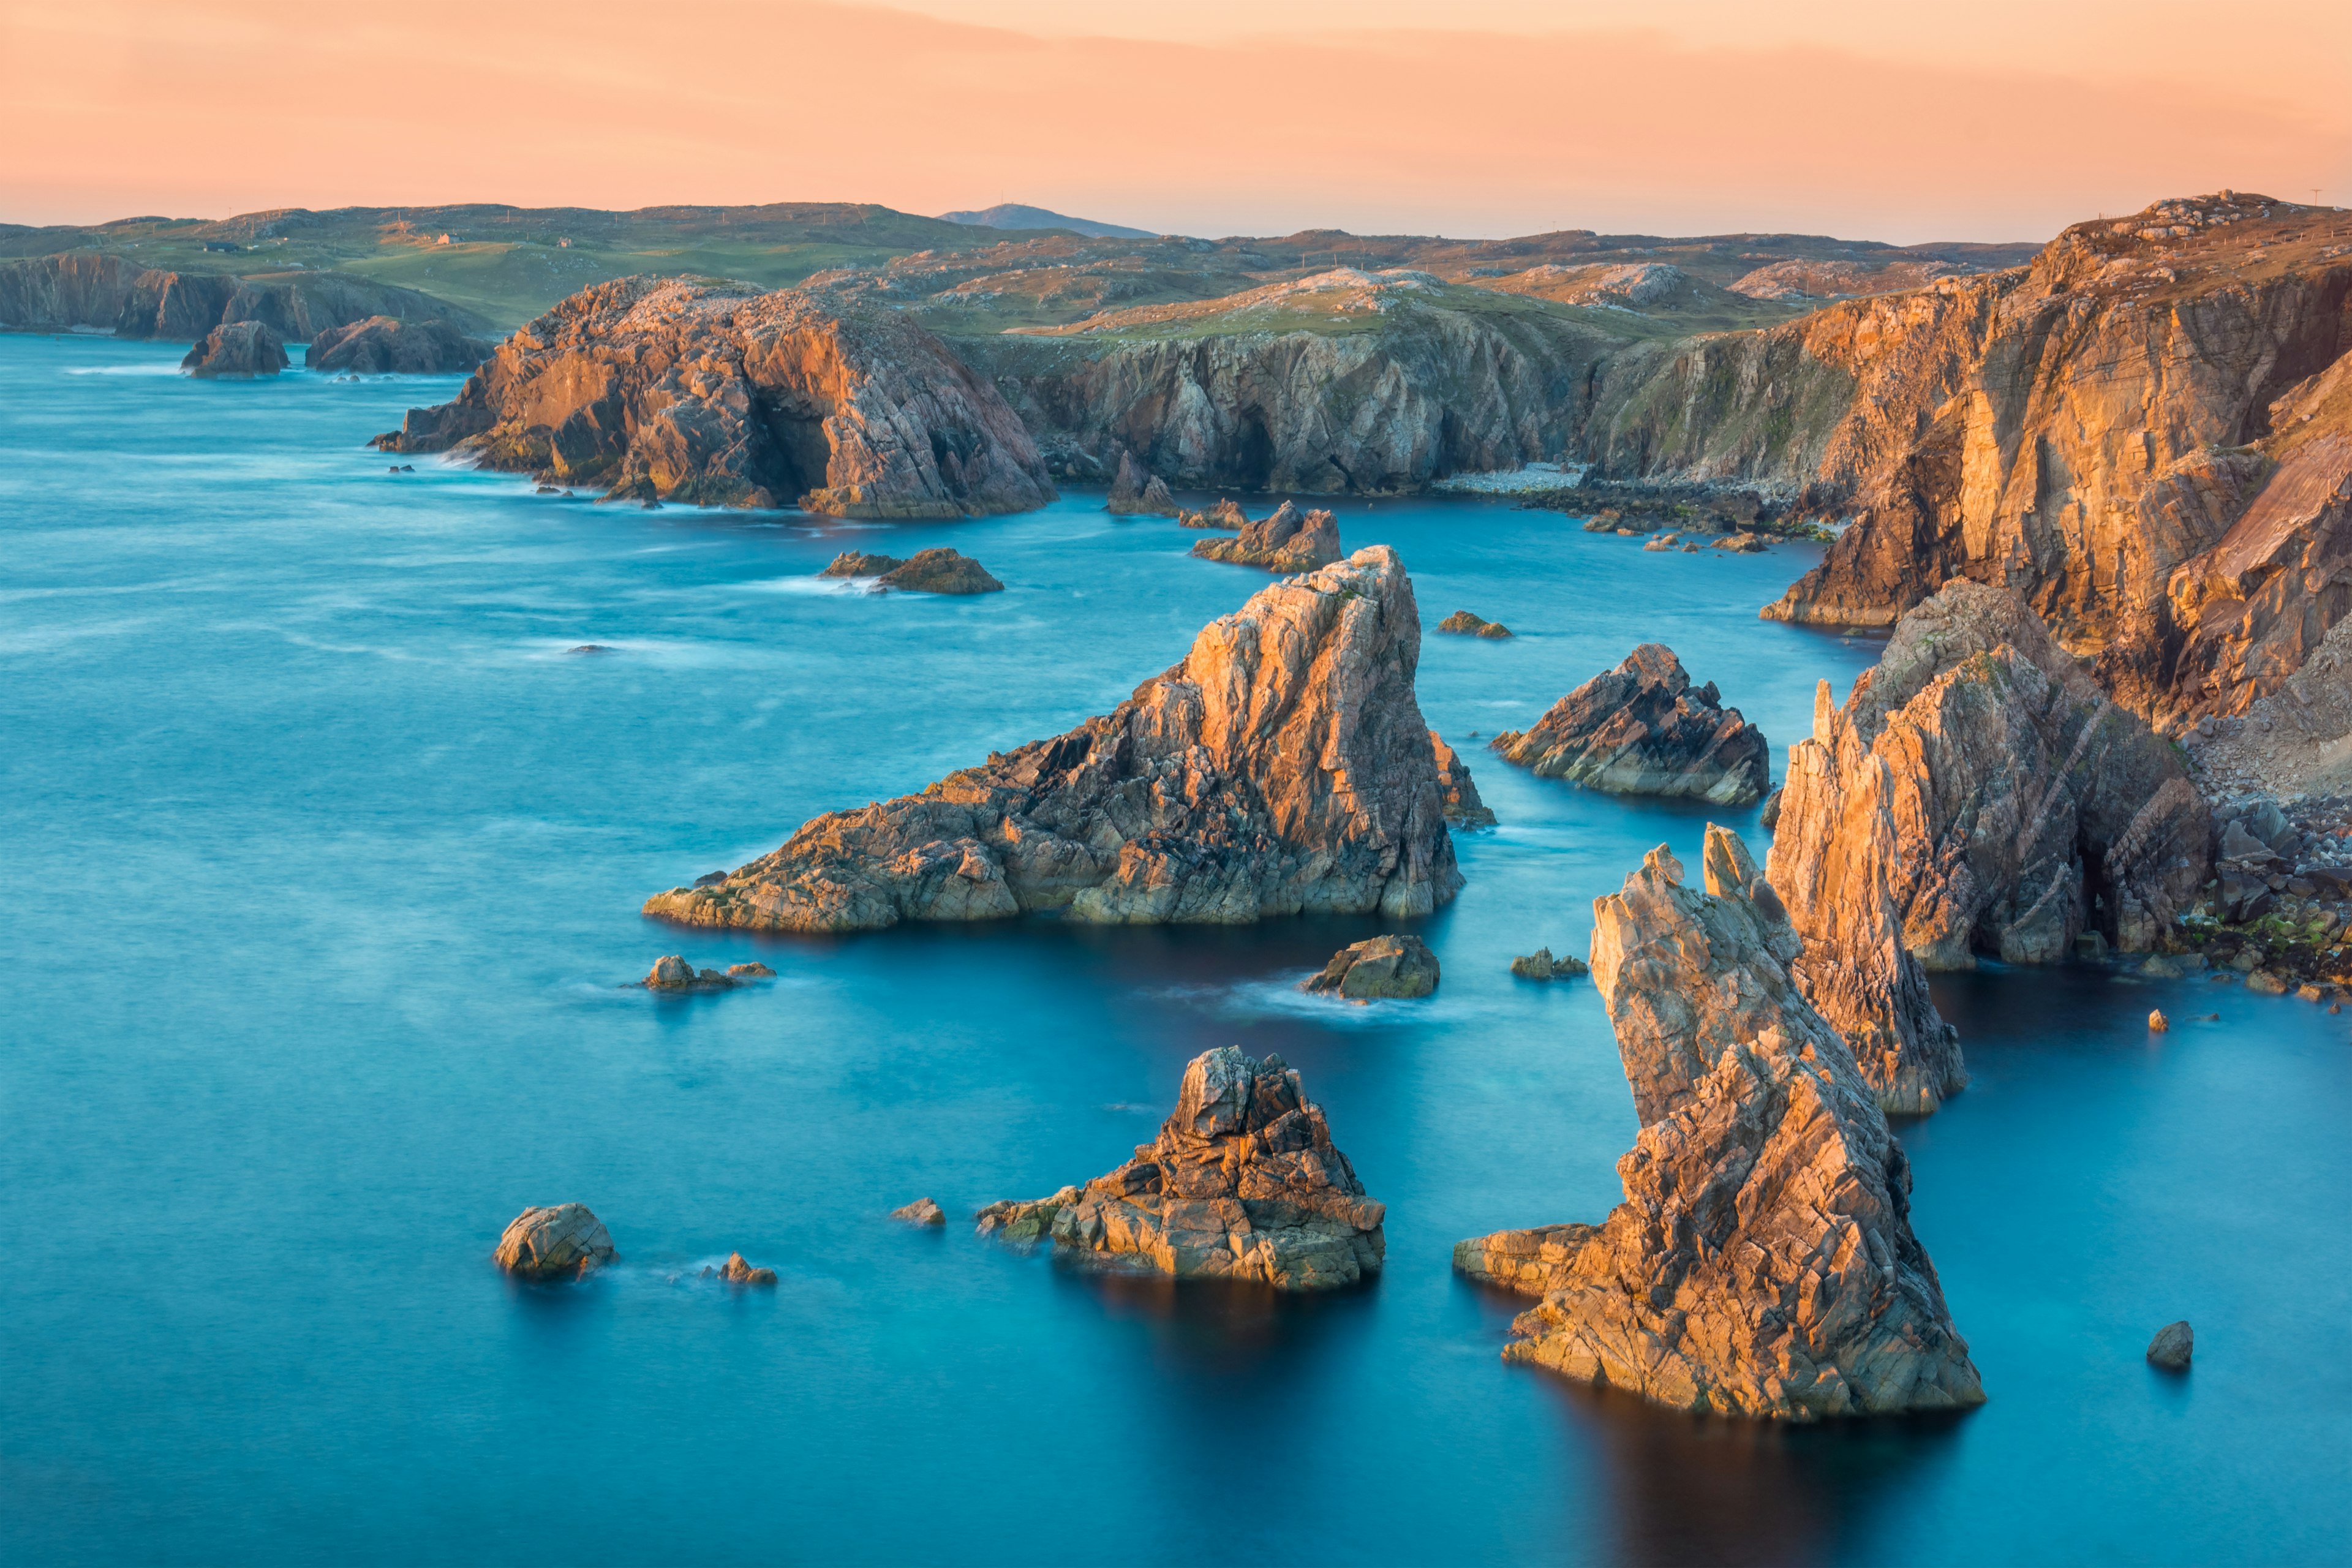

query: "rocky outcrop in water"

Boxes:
[1436, 610, 1512, 638]
[1303, 934, 1439, 998]
[1510, 948, 1586, 980]
[1488, 644, 1768, 805]
[496, 1203, 616, 1279]
[1768, 582, 2212, 973]
[1178, 499, 1248, 530]
[1429, 732, 1496, 827]
[182, 321, 288, 377]
[1105, 451, 1179, 516]
[2147, 1321, 2193, 1368]
[976, 1046, 1385, 1290]
[645, 545, 1460, 930]
[374, 276, 1055, 516]
[818, 548, 1003, 594]
[707, 1251, 778, 1285]
[891, 1197, 946, 1226]
[640, 955, 773, 990]
[1189, 502, 1341, 571]
[1453, 834, 1985, 1419]
[308, 315, 492, 374]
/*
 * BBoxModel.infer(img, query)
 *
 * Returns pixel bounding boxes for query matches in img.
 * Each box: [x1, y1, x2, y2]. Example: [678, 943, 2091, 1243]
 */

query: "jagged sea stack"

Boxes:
[976, 1046, 1385, 1290]
[1106, 450, 1180, 516]
[647, 546, 1460, 930]
[1489, 644, 1768, 804]
[1453, 829, 1984, 1420]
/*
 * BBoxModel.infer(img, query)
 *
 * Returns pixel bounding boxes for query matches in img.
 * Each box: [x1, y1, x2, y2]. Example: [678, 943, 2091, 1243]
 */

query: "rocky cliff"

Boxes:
[1769, 582, 2212, 971]
[309, 315, 492, 374]
[375, 276, 1056, 516]
[645, 545, 1459, 930]
[976, 1046, 1385, 1290]
[0, 251, 489, 341]
[1454, 833, 1983, 1419]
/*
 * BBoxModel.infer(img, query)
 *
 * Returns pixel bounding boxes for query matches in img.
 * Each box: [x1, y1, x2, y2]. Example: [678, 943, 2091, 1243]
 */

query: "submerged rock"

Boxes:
[891, 1197, 946, 1226]
[1453, 833, 1985, 1419]
[1438, 610, 1513, 638]
[1488, 644, 1769, 805]
[495, 1204, 616, 1280]
[2147, 1321, 2194, 1369]
[307, 315, 491, 374]
[978, 1047, 1385, 1290]
[1768, 582, 2212, 973]
[1106, 451, 1180, 517]
[1303, 934, 1439, 999]
[182, 320, 288, 377]
[1178, 498, 1249, 530]
[1190, 502, 1342, 572]
[1430, 731, 1497, 827]
[1510, 947, 1587, 981]
[645, 546, 1461, 932]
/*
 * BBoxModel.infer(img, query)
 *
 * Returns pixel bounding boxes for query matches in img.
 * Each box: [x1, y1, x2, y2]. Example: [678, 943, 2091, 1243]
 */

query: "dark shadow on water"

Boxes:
[1048, 1259, 1382, 1399]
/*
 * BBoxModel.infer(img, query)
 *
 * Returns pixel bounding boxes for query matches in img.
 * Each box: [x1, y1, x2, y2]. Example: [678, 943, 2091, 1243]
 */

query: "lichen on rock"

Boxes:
[1490, 644, 1768, 805]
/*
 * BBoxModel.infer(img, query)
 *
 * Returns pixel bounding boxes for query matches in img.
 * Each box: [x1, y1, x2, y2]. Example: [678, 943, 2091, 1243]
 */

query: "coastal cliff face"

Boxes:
[0, 252, 488, 341]
[1770, 582, 2213, 971]
[375, 276, 1055, 516]
[645, 545, 1460, 930]
[1455, 834, 1983, 1420]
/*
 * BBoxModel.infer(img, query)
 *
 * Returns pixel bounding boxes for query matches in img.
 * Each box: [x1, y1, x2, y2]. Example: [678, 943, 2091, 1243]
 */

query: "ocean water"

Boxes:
[2, 331, 2348, 1567]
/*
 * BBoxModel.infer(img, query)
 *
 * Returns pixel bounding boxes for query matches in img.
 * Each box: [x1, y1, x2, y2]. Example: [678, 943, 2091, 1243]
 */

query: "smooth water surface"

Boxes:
[3, 333, 2348, 1566]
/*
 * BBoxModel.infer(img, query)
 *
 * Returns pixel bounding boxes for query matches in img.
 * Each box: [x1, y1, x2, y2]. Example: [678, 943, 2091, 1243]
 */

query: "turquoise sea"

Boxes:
[2, 333, 2347, 1565]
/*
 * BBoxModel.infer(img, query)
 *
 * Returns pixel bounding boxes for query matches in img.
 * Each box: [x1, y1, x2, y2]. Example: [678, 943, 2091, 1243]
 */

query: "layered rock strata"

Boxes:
[1105, 451, 1180, 516]
[645, 545, 1460, 930]
[374, 276, 1055, 516]
[308, 315, 492, 374]
[496, 1204, 616, 1279]
[1490, 644, 1768, 805]
[182, 321, 288, 377]
[1769, 582, 2212, 972]
[1453, 835, 1985, 1419]
[976, 1046, 1385, 1290]
[1189, 503, 1342, 571]
[1303, 934, 1439, 998]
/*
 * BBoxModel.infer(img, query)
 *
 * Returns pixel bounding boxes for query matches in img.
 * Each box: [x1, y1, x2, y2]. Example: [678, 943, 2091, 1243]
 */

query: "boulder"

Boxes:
[1510, 947, 1587, 981]
[307, 315, 491, 374]
[1178, 498, 1249, 530]
[1303, 934, 1439, 999]
[977, 1047, 1384, 1290]
[1453, 834, 1985, 1419]
[2149, 1009, 2170, 1031]
[644, 546, 1461, 932]
[495, 1204, 616, 1280]
[1430, 731, 1496, 827]
[891, 1197, 946, 1226]
[372, 275, 1055, 515]
[707, 1251, 778, 1285]
[1769, 582, 2213, 977]
[1106, 451, 1180, 517]
[1488, 644, 1769, 805]
[181, 320, 288, 377]
[641, 955, 771, 990]
[2147, 1321, 2193, 1369]
[1437, 610, 1513, 639]
[1190, 502, 1343, 572]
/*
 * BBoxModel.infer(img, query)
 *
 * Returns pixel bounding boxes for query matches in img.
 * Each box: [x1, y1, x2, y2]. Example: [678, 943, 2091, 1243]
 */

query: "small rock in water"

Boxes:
[495, 1203, 615, 1280]
[2146, 1320, 2193, 1369]
[2247, 970, 2288, 995]
[709, 1251, 777, 1286]
[1437, 609, 1513, 639]
[566, 644, 614, 655]
[2148, 1009, 2169, 1032]
[1304, 934, 1440, 999]
[891, 1197, 946, 1226]
[640, 954, 766, 990]
[1511, 947, 1588, 981]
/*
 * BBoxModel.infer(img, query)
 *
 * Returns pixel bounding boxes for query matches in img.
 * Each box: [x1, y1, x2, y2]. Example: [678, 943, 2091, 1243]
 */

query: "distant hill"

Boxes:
[937, 204, 1156, 240]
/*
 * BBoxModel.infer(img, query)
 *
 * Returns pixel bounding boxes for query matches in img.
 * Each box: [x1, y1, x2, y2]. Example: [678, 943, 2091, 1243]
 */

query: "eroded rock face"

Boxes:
[1106, 450, 1180, 516]
[1769, 582, 2213, 975]
[1303, 934, 1439, 998]
[1190, 503, 1342, 571]
[1490, 644, 1768, 805]
[374, 276, 1055, 517]
[646, 546, 1460, 930]
[495, 1204, 615, 1280]
[308, 315, 492, 374]
[1430, 731, 1496, 827]
[1454, 837, 1984, 1419]
[978, 1046, 1385, 1290]
[182, 321, 288, 377]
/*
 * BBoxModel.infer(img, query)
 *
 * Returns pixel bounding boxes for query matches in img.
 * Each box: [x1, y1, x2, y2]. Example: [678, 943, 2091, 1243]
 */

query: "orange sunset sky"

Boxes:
[2, 0, 2346, 242]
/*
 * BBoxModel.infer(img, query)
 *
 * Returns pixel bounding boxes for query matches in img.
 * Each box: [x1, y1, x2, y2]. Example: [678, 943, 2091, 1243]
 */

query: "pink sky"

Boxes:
[2, 0, 2345, 242]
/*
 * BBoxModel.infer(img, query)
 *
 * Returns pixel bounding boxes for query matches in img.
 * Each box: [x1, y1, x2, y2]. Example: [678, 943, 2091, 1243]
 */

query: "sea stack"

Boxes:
[1488, 644, 1768, 805]
[1190, 502, 1343, 571]
[1106, 451, 1180, 516]
[1453, 828, 1984, 1420]
[646, 545, 1461, 931]
[976, 1046, 1385, 1290]
[182, 320, 288, 377]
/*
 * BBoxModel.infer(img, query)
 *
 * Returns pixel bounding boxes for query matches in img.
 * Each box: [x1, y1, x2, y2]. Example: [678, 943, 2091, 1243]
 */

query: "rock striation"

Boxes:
[1303, 934, 1439, 998]
[373, 276, 1055, 516]
[645, 546, 1460, 930]
[1489, 644, 1769, 805]
[307, 315, 492, 374]
[818, 548, 1003, 594]
[1453, 835, 1985, 1419]
[1436, 610, 1513, 638]
[976, 1046, 1385, 1290]
[496, 1204, 616, 1280]
[1189, 503, 1342, 572]
[1105, 451, 1180, 516]
[181, 321, 288, 377]
[1769, 582, 2212, 976]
